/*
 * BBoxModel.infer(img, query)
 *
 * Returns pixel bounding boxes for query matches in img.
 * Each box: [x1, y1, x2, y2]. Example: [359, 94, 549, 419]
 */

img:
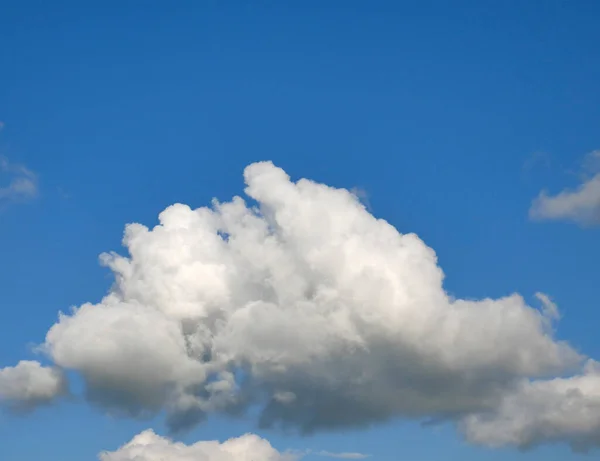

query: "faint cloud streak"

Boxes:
[0, 156, 38, 207]
[529, 150, 600, 227]
[315, 451, 371, 459]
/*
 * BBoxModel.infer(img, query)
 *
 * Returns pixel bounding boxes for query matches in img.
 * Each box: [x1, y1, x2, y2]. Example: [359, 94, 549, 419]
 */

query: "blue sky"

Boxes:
[1, 1, 600, 460]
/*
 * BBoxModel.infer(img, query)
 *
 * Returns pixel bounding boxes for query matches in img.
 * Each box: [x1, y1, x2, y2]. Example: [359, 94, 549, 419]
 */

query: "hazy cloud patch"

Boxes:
[0, 156, 38, 207]
[530, 151, 600, 226]
[314, 450, 370, 459]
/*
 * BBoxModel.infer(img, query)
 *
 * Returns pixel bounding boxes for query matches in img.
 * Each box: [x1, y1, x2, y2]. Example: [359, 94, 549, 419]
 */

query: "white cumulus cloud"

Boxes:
[3, 160, 592, 450]
[529, 150, 600, 226]
[99, 429, 298, 461]
[0, 360, 66, 411]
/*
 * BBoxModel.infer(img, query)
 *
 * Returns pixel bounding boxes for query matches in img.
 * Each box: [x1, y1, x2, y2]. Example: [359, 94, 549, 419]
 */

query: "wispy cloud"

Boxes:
[98, 430, 300, 461]
[0, 156, 38, 207]
[529, 150, 600, 227]
[315, 451, 371, 459]
[522, 151, 552, 175]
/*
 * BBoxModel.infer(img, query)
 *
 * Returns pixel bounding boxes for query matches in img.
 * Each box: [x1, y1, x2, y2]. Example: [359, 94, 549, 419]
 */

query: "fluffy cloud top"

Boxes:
[99, 430, 296, 461]
[0, 360, 66, 410]
[2, 160, 594, 450]
[0, 156, 38, 206]
[530, 150, 600, 226]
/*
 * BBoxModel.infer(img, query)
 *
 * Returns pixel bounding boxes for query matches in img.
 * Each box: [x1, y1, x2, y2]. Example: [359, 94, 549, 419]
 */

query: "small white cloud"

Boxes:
[98, 429, 299, 461]
[0, 360, 66, 411]
[529, 151, 600, 226]
[0, 156, 38, 206]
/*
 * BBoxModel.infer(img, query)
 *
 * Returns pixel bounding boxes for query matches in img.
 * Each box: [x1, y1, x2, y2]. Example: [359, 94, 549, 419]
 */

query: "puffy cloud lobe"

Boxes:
[529, 150, 600, 226]
[0, 360, 66, 410]
[38, 161, 595, 448]
[461, 360, 600, 451]
[99, 430, 297, 461]
[44, 301, 208, 418]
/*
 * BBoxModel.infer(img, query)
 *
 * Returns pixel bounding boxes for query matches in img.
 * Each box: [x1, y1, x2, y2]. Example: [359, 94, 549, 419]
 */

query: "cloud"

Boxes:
[522, 151, 552, 177]
[315, 450, 370, 459]
[534, 292, 560, 322]
[461, 359, 600, 451]
[0, 160, 592, 450]
[0, 360, 66, 411]
[99, 429, 298, 461]
[529, 150, 600, 226]
[0, 156, 38, 206]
